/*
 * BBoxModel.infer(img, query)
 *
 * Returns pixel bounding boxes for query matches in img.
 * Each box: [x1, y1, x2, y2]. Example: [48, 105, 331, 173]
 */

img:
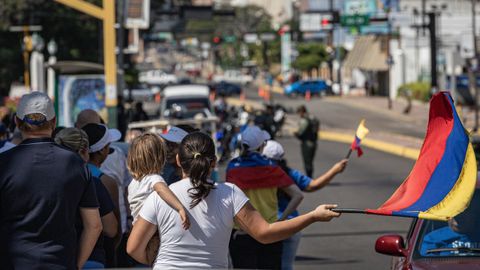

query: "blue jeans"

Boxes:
[282, 232, 302, 270]
[83, 260, 104, 269]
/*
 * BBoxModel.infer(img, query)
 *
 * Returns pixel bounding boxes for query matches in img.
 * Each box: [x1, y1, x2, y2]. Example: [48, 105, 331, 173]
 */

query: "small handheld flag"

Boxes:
[334, 92, 477, 221]
[346, 119, 369, 159]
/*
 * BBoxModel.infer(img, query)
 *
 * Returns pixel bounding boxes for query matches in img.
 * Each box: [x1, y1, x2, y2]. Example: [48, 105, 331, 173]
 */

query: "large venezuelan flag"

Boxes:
[365, 92, 477, 221]
[226, 152, 293, 190]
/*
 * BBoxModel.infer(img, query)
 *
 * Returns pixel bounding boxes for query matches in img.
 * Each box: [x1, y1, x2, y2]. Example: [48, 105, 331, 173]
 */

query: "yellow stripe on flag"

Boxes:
[355, 119, 369, 140]
[418, 143, 477, 221]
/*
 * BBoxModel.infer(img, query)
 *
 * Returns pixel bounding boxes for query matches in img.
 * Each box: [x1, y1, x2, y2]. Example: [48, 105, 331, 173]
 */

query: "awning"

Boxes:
[47, 61, 104, 74]
[343, 35, 388, 71]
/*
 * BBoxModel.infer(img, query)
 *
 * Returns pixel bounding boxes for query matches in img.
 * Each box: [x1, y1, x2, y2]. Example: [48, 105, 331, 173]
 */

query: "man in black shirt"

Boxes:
[0, 92, 102, 270]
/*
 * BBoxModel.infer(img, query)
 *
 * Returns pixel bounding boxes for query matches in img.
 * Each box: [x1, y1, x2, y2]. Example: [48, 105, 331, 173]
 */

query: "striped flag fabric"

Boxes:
[350, 119, 369, 157]
[366, 92, 477, 221]
[226, 152, 293, 190]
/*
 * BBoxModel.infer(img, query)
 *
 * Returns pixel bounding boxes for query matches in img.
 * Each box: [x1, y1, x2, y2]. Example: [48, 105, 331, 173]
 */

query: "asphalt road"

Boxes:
[259, 136, 413, 270]
[244, 85, 426, 139]
[217, 135, 414, 269]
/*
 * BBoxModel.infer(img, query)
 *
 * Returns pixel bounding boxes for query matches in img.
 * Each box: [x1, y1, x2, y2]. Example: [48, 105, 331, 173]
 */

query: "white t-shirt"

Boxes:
[128, 174, 166, 222]
[139, 178, 249, 270]
[101, 145, 131, 232]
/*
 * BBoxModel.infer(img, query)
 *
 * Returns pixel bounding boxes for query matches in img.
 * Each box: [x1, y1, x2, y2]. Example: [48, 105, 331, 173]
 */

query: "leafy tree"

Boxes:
[0, 0, 104, 96]
[292, 43, 329, 72]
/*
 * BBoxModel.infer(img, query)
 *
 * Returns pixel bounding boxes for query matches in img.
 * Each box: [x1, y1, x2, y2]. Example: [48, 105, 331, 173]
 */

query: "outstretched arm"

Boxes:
[304, 159, 348, 192]
[235, 202, 340, 244]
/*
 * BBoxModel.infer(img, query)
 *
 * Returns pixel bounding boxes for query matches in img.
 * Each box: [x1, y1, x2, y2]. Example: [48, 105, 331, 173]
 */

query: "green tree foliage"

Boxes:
[0, 0, 103, 96]
[397, 82, 431, 102]
[292, 43, 329, 72]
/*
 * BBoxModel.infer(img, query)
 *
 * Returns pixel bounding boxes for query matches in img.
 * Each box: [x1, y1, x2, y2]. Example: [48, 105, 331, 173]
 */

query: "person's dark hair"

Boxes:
[240, 143, 250, 157]
[16, 113, 56, 133]
[178, 132, 216, 208]
[175, 124, 197, 134]
[277, 158, 290, 175]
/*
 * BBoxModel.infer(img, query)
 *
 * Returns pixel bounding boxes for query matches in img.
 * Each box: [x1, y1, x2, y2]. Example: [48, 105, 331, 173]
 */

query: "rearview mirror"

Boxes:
[375, 235, 407, 257]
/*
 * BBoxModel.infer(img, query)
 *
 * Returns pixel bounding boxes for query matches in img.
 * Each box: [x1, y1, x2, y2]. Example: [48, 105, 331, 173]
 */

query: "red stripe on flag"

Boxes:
[367, 94, 454, 215]
[226, 166, 293, 190]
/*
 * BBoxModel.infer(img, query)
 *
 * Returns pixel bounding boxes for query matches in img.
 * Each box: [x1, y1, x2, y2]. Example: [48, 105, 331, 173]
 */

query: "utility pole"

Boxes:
[471, 0, 479, 131]
[429, 12, 438, 92]
[54, 0, 118, 127]
[117, 0, 127, 105]
[386, 0, 392, 109]
[328, 0, 334, 82]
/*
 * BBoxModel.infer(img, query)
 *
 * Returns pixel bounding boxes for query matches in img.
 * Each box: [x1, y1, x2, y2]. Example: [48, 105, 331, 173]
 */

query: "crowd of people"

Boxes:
[0, 92, 348, 270]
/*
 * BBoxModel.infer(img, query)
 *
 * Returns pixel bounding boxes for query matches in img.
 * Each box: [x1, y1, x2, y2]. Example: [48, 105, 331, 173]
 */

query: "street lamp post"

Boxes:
[30, 33, 45, 92]
[47, 40, 57, 100]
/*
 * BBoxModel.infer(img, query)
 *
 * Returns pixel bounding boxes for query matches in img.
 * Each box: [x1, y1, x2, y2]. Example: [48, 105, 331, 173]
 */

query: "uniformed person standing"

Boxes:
[294, 105, 319, 178]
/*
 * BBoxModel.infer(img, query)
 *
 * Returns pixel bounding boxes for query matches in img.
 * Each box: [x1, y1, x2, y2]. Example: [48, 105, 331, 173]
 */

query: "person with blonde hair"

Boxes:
[127, 133, 190, 264]
[55, 128, 118, 269]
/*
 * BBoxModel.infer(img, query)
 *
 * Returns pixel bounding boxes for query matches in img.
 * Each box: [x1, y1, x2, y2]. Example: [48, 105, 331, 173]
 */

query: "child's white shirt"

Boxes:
[128, 174, 166, 223]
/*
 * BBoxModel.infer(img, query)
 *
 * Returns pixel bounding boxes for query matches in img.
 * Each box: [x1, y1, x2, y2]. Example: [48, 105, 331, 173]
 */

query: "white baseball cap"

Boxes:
[16, 92, 55, 124]
[241, 125, 271, 151]
[82, 123, 121, 153]
[262, 140, 285, 160]
[160, 126, 188, 143]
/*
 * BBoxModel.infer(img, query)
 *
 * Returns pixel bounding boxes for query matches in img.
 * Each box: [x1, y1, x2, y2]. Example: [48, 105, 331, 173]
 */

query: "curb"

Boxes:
[284, 125, 420, 161]
[226, 97, 421, 161]
[319, 131, 420, 160]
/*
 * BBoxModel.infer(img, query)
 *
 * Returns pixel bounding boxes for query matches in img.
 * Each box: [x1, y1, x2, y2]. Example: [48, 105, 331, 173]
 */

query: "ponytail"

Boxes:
[188, 155, 214, 208]
[178, 132, 217, 208]
[240, 143, 250, 157]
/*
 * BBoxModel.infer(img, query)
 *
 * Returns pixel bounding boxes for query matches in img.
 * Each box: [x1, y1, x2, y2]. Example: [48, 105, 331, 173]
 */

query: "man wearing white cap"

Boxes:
[263, 140, 348, 270]
[0, 92, 102, 269]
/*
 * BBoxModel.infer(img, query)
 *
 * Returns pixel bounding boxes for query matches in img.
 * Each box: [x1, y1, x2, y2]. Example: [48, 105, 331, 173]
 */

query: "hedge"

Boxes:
[397, 82, 431, 102]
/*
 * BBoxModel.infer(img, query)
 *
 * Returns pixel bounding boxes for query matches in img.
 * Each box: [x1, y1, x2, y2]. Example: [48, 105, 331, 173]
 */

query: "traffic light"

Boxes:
[321, 18, 330, 27]
[213, 36, 221, 44]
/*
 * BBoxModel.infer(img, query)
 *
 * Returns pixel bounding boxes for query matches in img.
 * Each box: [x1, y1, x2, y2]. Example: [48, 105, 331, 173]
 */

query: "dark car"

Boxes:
[211, 81, 242, 96]
[376, 187, 480, 270]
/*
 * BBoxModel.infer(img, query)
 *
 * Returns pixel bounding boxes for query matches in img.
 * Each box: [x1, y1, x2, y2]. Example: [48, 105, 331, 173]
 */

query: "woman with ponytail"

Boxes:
[127, 132, 341, 269]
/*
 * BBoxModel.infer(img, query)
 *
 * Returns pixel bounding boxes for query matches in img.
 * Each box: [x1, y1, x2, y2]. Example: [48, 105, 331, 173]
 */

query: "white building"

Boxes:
[389, 0, 480, 99]
[215, 0, 293, 28]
